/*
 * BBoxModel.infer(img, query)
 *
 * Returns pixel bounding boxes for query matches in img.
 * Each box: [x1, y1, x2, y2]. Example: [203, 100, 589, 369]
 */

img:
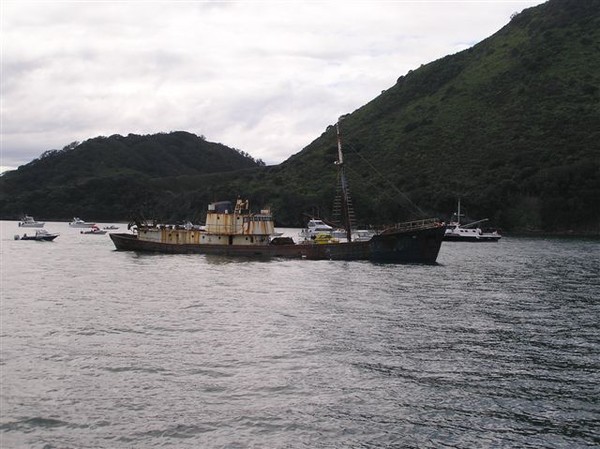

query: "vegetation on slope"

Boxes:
[1, 0, 598, 234]
[0, 132, 263, 221]
[264, 0, 600, 233]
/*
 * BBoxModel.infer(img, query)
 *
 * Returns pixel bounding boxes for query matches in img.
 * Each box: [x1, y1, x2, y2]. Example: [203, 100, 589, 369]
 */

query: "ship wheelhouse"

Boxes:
[203, 199, 275, 245]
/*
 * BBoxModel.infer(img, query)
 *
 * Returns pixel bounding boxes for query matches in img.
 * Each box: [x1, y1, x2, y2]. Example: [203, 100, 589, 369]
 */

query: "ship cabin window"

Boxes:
[244, 216, 273, 223]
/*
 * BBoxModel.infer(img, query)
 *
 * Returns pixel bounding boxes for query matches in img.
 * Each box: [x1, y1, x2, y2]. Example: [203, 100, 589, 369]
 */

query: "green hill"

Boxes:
[0, 132, 263, 221]
[1, 0, 598, 234]
[244, 0, 600, 233]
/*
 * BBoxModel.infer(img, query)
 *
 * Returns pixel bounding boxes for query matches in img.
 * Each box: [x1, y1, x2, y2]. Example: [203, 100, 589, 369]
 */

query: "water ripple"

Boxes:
[1, 224, 599, 448]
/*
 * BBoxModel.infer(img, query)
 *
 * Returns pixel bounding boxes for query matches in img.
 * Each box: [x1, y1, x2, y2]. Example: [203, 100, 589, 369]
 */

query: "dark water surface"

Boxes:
[1, 221, 599, 448]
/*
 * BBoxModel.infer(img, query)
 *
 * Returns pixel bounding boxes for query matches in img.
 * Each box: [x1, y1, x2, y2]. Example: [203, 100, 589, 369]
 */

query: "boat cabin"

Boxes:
[203, 199, 275, 245]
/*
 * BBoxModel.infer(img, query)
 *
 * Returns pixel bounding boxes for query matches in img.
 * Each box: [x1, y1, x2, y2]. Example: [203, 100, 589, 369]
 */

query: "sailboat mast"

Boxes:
[336, 120, 344, 165]
[335, 118, 352, 242]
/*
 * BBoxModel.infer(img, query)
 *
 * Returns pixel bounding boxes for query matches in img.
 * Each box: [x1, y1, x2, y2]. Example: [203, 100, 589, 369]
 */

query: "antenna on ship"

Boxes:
[334, 115, 356, 242]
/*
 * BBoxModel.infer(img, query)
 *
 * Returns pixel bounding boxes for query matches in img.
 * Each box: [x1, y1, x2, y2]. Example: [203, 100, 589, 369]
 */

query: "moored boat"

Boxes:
[69, 217, 95, 228]
[15, 229, 59, 241]
[299, 219, 335, 239]
[443, 225, 502, 242]
[110, 208, 444, 262]
[299, 218, 376, 243]
[110, 117, 446, 263]
[18, 215, 45, 227]
[81, 225, 107, 235]
[443, 200, 501, 242]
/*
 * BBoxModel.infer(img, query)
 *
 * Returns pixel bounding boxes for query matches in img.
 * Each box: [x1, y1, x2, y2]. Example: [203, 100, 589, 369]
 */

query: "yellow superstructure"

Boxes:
[137, 199, 275, 247]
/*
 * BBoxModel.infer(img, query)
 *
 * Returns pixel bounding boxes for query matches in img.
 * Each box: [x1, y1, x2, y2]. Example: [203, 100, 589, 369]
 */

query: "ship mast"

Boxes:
[335, 116, 353, 242]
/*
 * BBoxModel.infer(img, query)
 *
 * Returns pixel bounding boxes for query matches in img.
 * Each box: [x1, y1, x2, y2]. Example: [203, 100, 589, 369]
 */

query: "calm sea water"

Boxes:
[1, 221, 598, 448]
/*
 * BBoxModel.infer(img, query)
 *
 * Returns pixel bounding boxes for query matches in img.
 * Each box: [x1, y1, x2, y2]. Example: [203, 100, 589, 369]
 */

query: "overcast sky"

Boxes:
[1, 0, 545, 173]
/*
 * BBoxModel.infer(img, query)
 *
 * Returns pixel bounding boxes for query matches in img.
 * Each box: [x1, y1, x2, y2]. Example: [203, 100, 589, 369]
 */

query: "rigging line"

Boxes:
[343, 164, 424, 218]
[344, 142, 428, 218]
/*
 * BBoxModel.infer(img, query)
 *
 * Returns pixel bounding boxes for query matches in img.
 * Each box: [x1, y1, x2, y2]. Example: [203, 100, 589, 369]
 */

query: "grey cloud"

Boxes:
[1, 0, 545, 172]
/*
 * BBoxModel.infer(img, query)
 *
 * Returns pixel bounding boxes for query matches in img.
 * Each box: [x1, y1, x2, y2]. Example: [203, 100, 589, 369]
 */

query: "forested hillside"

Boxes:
[1, 0, 598, 234]
[243, 0, 599, 233]
[0, 132, 263, 221]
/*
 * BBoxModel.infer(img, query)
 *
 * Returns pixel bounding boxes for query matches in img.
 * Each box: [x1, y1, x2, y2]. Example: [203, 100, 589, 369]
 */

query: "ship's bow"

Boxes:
[109, 233, 140, 251]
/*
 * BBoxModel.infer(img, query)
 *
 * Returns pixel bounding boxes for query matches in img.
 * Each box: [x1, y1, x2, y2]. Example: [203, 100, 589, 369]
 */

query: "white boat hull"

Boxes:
[18, 222, 45, 228]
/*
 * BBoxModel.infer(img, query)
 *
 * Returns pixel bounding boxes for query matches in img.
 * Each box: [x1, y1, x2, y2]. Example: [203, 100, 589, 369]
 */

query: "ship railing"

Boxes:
[384, 218, 443, 233]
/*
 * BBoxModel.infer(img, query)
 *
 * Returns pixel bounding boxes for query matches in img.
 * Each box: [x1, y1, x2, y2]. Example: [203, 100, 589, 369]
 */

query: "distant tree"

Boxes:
[61, 141, 80, 152]
[40, 149, 59, 159]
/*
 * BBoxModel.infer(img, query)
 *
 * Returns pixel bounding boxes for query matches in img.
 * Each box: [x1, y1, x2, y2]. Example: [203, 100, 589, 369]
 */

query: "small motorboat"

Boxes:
[299, 219, 334, 239]
[103, 225, 119, 230]
[15, 229, 59, 241]
[300, 218, 375, 242]
[69, 217, 95, 228]
[18, 215, 45, 228]
[81, 225, 107, 235]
